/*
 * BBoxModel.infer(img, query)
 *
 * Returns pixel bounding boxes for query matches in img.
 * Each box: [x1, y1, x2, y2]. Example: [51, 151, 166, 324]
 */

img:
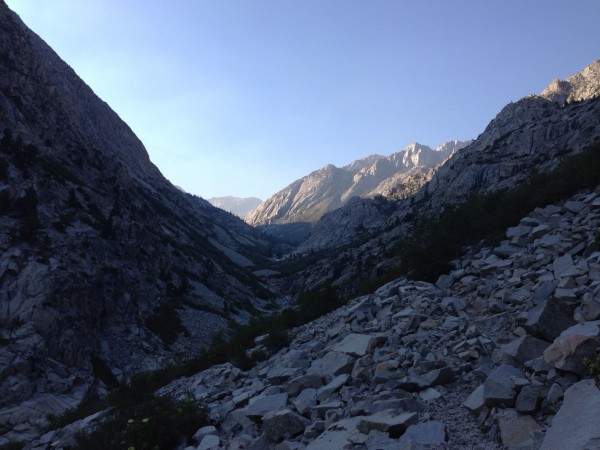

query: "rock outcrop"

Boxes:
[540, 59, 600, 105]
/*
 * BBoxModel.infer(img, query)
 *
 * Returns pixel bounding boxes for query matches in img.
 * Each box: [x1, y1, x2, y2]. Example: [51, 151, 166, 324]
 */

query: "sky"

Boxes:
[5, 1, 600, 200]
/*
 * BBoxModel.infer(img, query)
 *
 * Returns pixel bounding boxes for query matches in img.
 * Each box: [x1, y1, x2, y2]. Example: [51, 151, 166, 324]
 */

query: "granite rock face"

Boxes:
[246, 141, 468, 226]
[540, 380, 600, 450]
[0, 2, 276, 441]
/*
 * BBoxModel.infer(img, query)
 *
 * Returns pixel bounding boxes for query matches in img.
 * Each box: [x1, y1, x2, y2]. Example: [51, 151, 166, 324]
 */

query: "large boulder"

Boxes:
[262, 408, 310, 442]
[397, 421, 447, 448]
[543, 321, 600, 374]
[540, 379, 600, 450]
[496, 408, 541, 450]
[502, 335, 550, 364]
[304, 417, 364, 450]
[524, 298, 576, 341]
[357, 410, 418, 438]
[331, 333, 379, 357]
[308, 351, 354, 378]
[483, 365, 525, 407]
[243, 393, 288, 421]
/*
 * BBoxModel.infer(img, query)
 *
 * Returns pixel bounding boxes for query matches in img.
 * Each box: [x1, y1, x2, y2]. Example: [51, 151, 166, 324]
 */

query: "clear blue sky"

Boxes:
[6, 0, 600, 200]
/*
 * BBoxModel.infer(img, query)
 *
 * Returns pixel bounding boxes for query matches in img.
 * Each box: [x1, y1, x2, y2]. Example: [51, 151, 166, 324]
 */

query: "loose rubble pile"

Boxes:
[29, 189, 600, 449]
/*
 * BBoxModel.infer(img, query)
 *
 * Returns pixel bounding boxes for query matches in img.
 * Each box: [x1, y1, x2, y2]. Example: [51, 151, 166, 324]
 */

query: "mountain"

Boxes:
[245, 140, 468, 226]
[298, 60, 600, 254]
[208, 196, 262, 219]
[0, 2, 278, 441]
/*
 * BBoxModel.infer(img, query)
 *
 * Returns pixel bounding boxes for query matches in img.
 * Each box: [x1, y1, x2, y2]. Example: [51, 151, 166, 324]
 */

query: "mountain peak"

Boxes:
[246, 140, 469, 226]
[540, 59, 600, 104]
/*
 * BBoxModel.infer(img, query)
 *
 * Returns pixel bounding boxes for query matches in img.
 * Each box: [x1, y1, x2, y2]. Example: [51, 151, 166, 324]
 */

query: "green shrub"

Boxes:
[46, 390, 109, 431]
[0, 441, 24, 450]
[583, 355, 600, 388]
[91, 356, 119, 389]
[145, 302, 188, 346]
[74, 394, 206, 450]
[263, 327, 291, 353]
[394, 142, 600, 282]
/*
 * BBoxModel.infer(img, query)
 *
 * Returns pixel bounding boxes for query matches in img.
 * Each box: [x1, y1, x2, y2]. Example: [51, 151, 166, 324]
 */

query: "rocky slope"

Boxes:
[246, 141, 468, 226]
[208, 196, 262, 219]
[0, 1, 277, 442]
[29, 187, 600, 449]
[299, 60, 600, 253]
[139, 188, 600, 450]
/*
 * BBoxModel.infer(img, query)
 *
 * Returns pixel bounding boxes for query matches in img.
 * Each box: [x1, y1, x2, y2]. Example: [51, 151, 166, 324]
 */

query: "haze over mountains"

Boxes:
[2, 0, 600, 447]
[208, 196, 262, 219]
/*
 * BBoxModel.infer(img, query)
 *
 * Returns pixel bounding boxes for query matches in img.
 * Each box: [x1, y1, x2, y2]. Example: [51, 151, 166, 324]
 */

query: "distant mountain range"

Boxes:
[208, 196, 262, 218]
[246, 140, 468, 226]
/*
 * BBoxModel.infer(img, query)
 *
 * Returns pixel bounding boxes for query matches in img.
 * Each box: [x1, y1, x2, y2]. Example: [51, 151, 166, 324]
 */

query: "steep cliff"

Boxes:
[0, 2, 276, 440]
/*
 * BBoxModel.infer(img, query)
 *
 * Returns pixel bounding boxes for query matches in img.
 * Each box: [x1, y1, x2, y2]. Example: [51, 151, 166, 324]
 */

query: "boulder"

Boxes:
[515, 384, 546, 414]
[197, 434, 220, 450]
[496, 408, 541, 450]
[422, 366, 455, 386]
[553, 253, 575, 279]
[304, 417, 364, 450]
[262, 408, 309, 441]
[463, 384, 485, 414]
[193, 425, 218, 443]
[397, 421, 447, 448]
[267, 366, 303, 385]
[576, 296, 600, 322]
[316, 374, 349, 402]
[502, 335, 550, 364]
[292, 388, 317, 415]
[483, 365, 525, 407]
[540, 379, 600, 450]
[308, 351, 354, 378]
[285, 373, 323, 396]
[531, 280, 556, 303]
[543, 320, 600, 374]
[524, 297, 576, 341]
[357, 410, 418, 438]
[331, 333, 378, 357]
[243, 393, 288, 421]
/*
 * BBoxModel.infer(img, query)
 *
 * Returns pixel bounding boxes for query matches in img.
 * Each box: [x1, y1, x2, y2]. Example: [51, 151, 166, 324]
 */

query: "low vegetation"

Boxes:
[583, 355, 600, 388]
[366, 142, 600, 285]
[0, 442, 25, 450]
[73, 389, 206, 450]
